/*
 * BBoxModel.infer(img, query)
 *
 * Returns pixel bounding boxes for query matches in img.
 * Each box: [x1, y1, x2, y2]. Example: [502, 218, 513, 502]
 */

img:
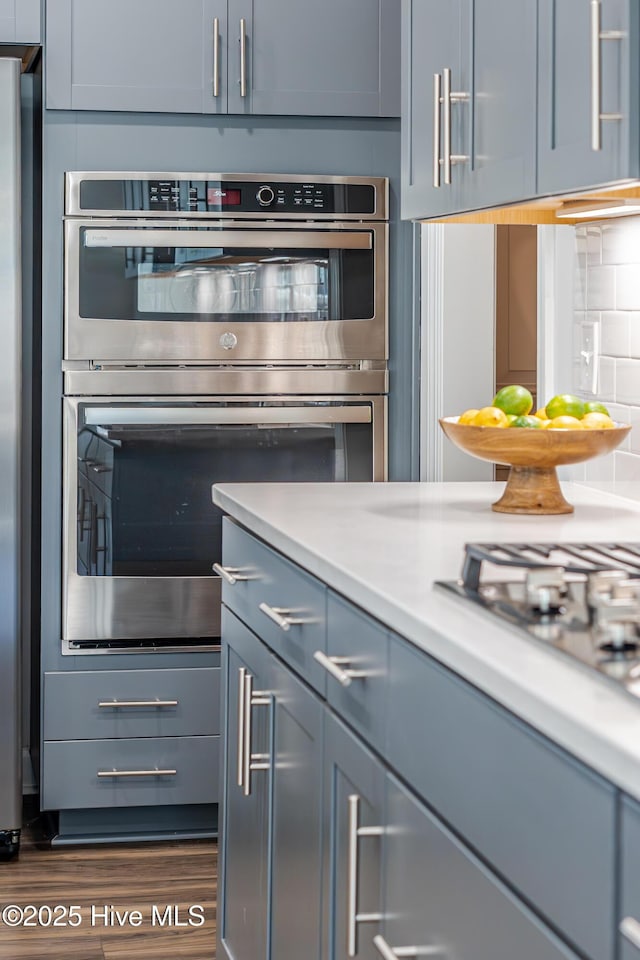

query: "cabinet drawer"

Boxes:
[44, 668, 220, 740]
[221, 518, 327, 694]
[42, 736, 219, 810]
[387, 635, 616, 960]
[324, 591, 388, 751]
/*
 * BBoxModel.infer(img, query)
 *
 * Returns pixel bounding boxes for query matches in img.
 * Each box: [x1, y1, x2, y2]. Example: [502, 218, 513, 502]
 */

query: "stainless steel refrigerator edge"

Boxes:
[0, 57, 22, 858]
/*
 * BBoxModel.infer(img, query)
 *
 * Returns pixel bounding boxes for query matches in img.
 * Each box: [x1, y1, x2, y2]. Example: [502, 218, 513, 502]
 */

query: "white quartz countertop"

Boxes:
[212, 480, 640, 799]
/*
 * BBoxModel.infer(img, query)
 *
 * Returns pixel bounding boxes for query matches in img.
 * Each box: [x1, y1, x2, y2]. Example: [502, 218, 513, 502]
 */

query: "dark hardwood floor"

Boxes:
[0, 818, 216, 959]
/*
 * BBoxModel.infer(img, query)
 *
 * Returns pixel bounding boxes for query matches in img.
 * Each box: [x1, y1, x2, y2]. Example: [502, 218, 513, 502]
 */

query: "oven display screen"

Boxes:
[208, 187, 242, 207]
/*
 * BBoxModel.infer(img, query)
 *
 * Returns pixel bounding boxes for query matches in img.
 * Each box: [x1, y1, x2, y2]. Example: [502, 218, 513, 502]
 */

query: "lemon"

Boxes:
[472, 406, 509, 427]
[511, 415, 543, 429]
[493, 385, 533, 417]
[581, 412, 615, 429]
[583, 400, 610, 417]
[534, 406, 548, 420]
[546, 394, 585, 420]
[547, 415, 583, 429]
[458, 408, 480, 425]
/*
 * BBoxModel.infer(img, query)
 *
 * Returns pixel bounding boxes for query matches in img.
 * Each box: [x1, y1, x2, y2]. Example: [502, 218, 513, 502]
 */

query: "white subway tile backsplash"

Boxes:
[597, 356, 616, 400]
[586, 224, 602, 266]
[615, 358, 640, 405]
[586, 265, 616, 309]
[628, 406, 640, 454]
[614, 451, 640, 481]
[601, 219, 640, 264]
[600, 312, 630, 357]
[629, 313, 640, 358]
[615, 264, 640, 309]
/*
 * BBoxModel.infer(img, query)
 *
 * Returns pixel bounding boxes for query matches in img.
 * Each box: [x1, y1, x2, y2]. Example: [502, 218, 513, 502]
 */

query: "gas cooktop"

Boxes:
[436, 542, 640, 700]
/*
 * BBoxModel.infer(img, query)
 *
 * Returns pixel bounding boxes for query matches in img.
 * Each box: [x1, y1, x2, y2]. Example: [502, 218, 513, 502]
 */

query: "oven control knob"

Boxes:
[219, 332, 238, 351]
[256, 185, 275, 207]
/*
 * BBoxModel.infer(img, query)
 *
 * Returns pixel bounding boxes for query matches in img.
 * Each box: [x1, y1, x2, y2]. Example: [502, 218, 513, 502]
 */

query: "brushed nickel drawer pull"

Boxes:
[347, 794, 383, 955]
[213, 562, 256, 584]
[258, 602, 314, 631]
[433, 72, 441, 188]
[313, 650, 370, 687]
[98, 699, 178, 709]
[373, 936, 443, 959]
[242, 672, 271, 797]
[621, 917, 640, 950]
[239, 17, 247, 97]
[97, 768, 177, 778]
[590, 0, 625, 151]
[212, 17, 220, 97]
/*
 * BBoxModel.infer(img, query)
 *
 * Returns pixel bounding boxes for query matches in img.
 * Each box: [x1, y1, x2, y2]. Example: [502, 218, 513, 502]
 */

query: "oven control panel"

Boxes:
[72, 174, 385, 219]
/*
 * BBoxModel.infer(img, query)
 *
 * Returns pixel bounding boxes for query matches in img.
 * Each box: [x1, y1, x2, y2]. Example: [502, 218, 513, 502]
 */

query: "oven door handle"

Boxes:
[82, 406, 373, 427]
[82, 228, 372, 250]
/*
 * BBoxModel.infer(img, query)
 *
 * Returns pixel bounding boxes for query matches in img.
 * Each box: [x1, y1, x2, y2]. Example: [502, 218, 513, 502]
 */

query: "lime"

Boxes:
[545, 394, 585, 420]
[511, 415, 543, 429]
[583, 400, 610, 417]
[472, 406, 509, 427]
[493, 385, 533, 417]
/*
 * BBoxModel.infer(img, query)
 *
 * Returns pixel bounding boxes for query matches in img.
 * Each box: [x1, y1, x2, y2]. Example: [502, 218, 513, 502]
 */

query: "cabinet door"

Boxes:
[0, 0, 40, 42]
[538, 0, 636, 194]
[401, 0, 463, 219]
[270, 655, 324, 960]
[458, 0, 537, 211]
[45, 0, 227, 113]
[227, 0, 400, 117]
[323, 714, 384, 960]
[381, 774, 580, 960]
[218, 608, 272, 960]
[620, 796, 640, 960]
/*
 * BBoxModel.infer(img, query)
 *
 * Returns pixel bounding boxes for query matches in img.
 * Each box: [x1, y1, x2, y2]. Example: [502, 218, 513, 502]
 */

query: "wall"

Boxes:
[572, 219, 640, 482]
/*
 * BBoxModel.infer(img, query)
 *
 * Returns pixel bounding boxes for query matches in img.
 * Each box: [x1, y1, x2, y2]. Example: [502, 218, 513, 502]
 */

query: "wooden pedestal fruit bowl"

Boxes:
[439, 416, 631, 515]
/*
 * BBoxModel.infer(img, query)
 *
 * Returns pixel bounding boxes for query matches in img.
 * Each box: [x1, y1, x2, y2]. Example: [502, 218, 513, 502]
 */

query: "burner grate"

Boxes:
[461, 542, 640, 591]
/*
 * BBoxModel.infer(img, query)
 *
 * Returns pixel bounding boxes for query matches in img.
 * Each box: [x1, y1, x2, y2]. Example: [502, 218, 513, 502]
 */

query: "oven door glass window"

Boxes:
[75, 402, 373, 578]
[77, 226, 375, 323]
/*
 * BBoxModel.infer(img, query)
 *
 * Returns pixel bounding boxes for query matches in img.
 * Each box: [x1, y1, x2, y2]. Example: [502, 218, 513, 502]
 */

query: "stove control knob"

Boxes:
[588, 569, 632, 607]
[257, 185, 275, 206]
[525, 567, 567, 614]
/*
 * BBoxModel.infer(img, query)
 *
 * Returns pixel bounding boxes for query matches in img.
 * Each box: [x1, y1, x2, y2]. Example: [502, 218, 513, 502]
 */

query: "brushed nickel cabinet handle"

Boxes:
[242, 672, 270, 797]
[237, 666, 247, 788]
[433, 72, 442, 188]
[372, 936, 443, 959]
[441, 67, 469, 185]
[239, 17, 247, 97]
[97, 768, 177, 778]
[621, 916, 640, 950]
[213, 17, 220, 97]
[213, 562, 256, 584]
[590, 0, 625, 150]
[98, 700, 178, 709]
[313, 650, 371, 687]
[258, 602, 312, 631]
[347, 794, 383, 956]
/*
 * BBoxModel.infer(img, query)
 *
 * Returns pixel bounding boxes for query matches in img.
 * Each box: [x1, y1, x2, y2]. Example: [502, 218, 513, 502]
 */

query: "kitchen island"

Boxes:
[213, 480, 640, 960]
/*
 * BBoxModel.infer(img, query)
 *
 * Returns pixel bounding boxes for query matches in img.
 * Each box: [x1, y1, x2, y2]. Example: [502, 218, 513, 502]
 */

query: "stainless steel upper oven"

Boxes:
[62, 369, 386, 653]
[63, 172, 388, 365]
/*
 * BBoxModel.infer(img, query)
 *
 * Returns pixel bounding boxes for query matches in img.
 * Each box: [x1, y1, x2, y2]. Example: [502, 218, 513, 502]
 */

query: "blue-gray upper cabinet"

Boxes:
[0, 0, 40, 43]
[401, 0, 537, 220]
[45, 0, 227, 113]
[538, 0, 636, 195]
[45, 0, 399, 117]
[227, 0, 399, 118]
[620, 796, 640, 960]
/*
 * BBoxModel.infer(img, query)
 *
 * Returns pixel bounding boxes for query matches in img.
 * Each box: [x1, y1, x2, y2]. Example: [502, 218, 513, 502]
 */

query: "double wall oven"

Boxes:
[62, 172, 388, 653]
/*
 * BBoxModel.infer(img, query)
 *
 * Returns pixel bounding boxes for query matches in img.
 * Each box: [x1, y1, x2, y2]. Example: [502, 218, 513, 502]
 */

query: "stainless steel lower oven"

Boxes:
[62, 368, 386, 653]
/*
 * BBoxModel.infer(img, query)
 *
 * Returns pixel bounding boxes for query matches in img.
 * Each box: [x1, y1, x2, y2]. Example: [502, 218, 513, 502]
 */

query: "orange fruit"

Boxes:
[493, 385, 533, 417]
[546, 415, 583, 429]
[534, 407, 548, 420]
[546, 394, 586, 420]
[458, 409, 479, 424]
[581, 412, 615, 430]
[472, 406, 509, 428]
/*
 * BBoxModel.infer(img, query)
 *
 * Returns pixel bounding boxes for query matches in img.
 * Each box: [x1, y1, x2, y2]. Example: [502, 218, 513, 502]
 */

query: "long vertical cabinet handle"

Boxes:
[212, 17, 220, 98]
[239, 17, 247, 98]
[432, 73, 442, 188]
[441, 67, 469, 185]
[242, 671, 270, 797]
[347, 794, 384, 956]
[236, 667, 247, 787]
[590, 0, 625, 151]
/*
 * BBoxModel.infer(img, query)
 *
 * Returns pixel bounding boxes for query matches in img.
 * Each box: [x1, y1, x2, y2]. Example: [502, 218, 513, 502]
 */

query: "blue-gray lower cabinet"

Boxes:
[620, 796, 640, 960]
